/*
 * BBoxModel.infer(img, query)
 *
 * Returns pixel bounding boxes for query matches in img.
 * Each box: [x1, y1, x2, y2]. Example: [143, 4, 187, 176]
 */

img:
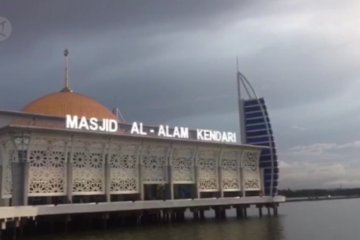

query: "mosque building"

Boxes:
[0, 51, 283, 231]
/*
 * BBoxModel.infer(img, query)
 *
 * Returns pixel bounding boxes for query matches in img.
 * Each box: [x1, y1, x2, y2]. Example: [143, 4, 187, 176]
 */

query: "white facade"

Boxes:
[0, 111, 263, 206]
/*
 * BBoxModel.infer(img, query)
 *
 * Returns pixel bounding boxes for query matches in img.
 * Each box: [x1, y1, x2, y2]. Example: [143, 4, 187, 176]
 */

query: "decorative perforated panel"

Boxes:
[242, 150, 261, 191]
[28, 136, 67, 196]
[141, 144, 169, 184]
[171, 146, 195, 184]
[72, 140, 105, 195]
[221, 150, 240, 191]
[109, 141, 139, 194]
[197, 148, 219, 191]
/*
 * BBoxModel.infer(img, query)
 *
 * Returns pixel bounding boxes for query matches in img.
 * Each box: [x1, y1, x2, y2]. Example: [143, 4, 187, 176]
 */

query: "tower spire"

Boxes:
[61, 49, 72, 92]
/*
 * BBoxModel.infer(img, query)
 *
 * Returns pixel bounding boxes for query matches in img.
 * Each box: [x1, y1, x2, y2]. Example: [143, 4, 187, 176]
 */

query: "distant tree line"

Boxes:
[279, 188, 360, 198]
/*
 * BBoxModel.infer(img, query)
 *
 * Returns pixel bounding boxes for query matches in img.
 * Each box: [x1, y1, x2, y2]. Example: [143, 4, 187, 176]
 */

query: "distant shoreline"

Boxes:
[286, 195, 360, 202]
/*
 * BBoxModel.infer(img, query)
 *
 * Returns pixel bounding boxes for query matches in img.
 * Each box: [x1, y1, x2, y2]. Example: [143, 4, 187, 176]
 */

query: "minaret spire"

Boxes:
[61, 49, 72, 92]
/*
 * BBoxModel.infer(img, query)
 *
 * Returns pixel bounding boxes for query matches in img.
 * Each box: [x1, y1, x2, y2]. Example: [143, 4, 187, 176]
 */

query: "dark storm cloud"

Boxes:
[1, 0, 360, 188]
[0, 0, 247, 50]
[0, 0, 268, 119]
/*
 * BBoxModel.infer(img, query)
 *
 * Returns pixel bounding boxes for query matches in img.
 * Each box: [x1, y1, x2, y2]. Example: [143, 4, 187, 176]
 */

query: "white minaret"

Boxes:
[236, 57, 246, 144]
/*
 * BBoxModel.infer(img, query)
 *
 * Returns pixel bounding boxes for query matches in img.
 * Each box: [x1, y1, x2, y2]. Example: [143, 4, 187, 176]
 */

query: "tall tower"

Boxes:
[237, 69, 279, 196]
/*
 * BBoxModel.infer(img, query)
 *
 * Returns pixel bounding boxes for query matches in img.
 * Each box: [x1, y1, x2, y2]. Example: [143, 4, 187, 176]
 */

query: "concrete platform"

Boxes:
[0, 196, 285, 220]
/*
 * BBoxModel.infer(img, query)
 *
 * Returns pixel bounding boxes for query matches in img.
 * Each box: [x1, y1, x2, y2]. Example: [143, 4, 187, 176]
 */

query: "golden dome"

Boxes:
[23, 91, 117, 120]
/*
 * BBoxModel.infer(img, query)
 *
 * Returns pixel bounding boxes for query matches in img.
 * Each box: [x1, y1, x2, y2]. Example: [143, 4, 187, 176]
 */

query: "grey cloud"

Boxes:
[1, 0, 360, 189]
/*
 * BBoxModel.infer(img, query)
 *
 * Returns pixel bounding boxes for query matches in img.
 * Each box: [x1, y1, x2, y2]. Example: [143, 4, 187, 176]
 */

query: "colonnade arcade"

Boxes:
[0, 131, 262, 206]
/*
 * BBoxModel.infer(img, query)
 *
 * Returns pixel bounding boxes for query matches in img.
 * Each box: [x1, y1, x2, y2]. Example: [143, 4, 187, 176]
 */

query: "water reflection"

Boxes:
[25, 214, 285, 240]
[25, 199, 360, 240]
[265, 216, 285, 240]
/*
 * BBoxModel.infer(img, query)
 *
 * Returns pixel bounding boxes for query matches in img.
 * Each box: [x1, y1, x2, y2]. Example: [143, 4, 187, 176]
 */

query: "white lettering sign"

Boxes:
[196, 129, 236, 143]
[130, 122, 147, 135]
[129, 122, 236, 143]
[65, 115, 118, 133]
[157, 125, 189, 139]
[65, 116, 236, 143]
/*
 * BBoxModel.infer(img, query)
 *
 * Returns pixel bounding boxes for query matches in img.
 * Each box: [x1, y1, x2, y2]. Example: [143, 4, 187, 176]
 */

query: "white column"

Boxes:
[11, 134, 30, 206]
[260, 167, 265, 196]
[104, 139, 111, 202]
[167, 144, 174, 200]
[240, 167, 245, 197]
[138, 141, 144, 200]
[237, 150, 242, 196]
[194, 147, 200, 199]
[23, 159, 29, 205]
[66, 137, 74, 203]
[218, 147, 224, 198]
[239, 150, 246, 197]
[11, 161, 22, 206]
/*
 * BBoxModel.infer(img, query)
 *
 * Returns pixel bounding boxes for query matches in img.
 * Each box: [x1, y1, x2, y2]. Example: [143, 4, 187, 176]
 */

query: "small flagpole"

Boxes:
[62, 49, 72, 92]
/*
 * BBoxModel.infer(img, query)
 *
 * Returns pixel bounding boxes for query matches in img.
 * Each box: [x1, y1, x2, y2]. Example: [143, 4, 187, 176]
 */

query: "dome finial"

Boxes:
[61, 49, 72, 92]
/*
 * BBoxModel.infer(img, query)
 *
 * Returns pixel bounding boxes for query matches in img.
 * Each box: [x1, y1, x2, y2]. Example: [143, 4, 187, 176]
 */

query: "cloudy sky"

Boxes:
[1, 0, 360, 189]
